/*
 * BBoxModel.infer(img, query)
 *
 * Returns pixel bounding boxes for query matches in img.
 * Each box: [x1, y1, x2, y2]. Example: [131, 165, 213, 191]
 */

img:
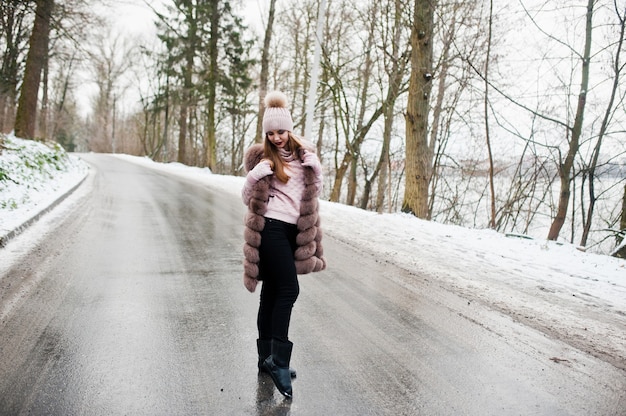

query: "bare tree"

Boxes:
[579, 2, 626, 247]
[135, 38, 172, 161]
[88, 31, 133, 153]
[459, 0, 620, 250]
[313, 0, 403, 206]
[48, 48, 79, 145]
[346, 2, 378, 206]
[367, 0, 410, 211]
[546, 0, 594, 240]
[428, 0, 485, 221]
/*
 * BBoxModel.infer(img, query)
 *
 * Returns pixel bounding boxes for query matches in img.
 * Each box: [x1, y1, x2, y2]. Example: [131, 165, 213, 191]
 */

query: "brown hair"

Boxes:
[263, 132, 304, 183]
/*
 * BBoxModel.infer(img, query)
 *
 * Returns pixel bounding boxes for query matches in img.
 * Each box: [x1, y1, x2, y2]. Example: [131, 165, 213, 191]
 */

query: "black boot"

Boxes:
[257, 339, 296, 378]
[262, 339, 294, 398]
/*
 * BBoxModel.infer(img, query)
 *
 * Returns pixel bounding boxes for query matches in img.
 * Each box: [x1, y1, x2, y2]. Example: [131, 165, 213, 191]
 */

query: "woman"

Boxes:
[241, 91, 326, 398]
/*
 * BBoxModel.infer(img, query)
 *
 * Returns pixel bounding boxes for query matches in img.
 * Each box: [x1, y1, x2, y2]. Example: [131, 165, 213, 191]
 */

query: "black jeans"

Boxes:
[257, 218, 300, 342]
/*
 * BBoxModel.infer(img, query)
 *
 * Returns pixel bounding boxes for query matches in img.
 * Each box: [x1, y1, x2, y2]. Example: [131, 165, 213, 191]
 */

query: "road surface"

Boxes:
[0, 154, 624, 415]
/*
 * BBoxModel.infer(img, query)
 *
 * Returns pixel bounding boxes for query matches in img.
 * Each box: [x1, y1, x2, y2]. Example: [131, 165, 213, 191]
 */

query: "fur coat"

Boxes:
[242, 143, 326, 292]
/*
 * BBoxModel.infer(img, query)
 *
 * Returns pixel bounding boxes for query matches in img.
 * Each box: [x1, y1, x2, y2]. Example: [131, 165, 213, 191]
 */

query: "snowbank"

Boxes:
[0, 134, 89, 244]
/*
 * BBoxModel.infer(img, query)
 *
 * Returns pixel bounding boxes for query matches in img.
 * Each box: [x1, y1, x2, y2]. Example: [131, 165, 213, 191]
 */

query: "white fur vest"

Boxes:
[242, 144, 326, 292]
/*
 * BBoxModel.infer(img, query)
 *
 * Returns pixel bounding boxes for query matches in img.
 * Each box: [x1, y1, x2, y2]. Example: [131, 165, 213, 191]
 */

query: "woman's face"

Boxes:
[266, 130, 289, 149]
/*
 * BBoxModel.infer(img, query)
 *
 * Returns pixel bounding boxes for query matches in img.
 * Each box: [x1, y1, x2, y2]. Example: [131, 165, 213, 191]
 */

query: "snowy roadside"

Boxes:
[1, 141, 624, 372]
[0, 135, 89, 246]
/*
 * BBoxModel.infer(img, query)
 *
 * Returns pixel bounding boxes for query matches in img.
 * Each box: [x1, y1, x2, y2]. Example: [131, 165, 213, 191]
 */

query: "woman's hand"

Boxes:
[248, 159, 274, 181]
[262, 158, 275, 169]
[301, 151, 322, 175]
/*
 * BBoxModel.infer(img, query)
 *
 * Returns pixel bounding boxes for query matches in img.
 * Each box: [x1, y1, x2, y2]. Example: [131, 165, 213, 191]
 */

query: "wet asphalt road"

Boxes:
[0, 154, 625, 416]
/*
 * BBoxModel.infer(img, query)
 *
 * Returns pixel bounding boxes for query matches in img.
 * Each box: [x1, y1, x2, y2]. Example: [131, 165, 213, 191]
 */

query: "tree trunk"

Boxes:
[39, 48, 49, 139]
[205, 0, 219, 170]
[329, 152, 351, 202]
[375, 108, 392, 212]
[347, 157, 357, 206]
[402, 0, 435, 218]
[14, 0, 54, 140]
[177, 1, 198, 165]
[484, 0, 496, 229]
[0, 93, 7, 134]
[547, 0, 594, 240]
[1, 1, 29, 134]
[163, 75, 170, 158]
[614, 184, 626, 259]
[256, 0, 276, 143]
[178, 97, 189, 164]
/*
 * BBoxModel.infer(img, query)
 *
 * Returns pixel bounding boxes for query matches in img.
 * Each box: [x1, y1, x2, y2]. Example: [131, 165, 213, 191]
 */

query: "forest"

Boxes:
[0, 0, 625, 257]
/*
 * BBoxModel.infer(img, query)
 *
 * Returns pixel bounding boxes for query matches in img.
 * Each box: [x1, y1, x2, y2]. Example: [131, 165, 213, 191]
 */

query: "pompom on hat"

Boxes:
[262, 91, 294, 135]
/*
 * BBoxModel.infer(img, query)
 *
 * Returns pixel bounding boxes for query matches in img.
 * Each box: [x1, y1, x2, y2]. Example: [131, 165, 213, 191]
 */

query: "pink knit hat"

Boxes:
[262, 91, 294, 135]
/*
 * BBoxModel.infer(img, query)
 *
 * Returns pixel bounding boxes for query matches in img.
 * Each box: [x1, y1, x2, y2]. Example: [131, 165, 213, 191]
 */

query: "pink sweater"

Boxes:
[243, 155, 322, 225]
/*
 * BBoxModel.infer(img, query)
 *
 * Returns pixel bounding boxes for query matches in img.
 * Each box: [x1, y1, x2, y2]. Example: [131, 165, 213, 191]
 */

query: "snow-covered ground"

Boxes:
[0, 134, 89, 243]
[1, 137, 625, 371]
